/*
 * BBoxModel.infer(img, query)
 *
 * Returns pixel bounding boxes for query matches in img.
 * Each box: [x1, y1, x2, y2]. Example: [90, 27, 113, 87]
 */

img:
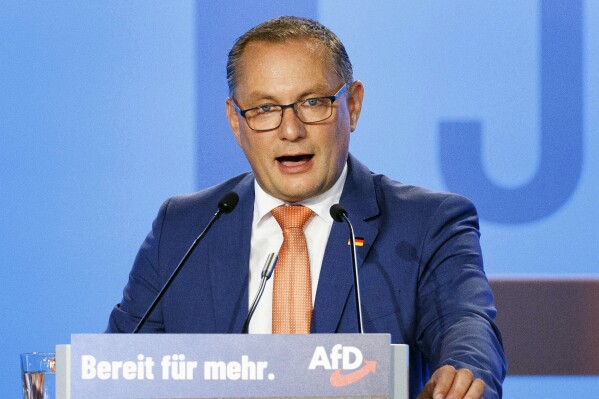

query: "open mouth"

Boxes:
[276, 154, 314, 166]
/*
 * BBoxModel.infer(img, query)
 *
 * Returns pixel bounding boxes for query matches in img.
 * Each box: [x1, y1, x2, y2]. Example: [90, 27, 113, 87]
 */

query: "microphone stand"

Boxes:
[132, 192, 239, 333]
[242, 253, 278, 334]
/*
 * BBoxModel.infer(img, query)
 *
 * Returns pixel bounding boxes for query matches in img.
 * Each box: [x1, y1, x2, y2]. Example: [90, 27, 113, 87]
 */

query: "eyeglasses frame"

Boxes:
[231, 83, 349, 131]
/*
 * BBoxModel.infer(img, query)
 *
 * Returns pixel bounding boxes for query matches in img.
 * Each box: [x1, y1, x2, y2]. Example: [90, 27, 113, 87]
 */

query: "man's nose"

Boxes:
[277, 106, 306, 141]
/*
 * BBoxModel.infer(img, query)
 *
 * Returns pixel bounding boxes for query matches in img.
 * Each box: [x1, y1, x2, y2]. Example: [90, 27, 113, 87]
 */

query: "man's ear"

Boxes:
[347, 80, 364, 132]
[226, 98, 242, 146]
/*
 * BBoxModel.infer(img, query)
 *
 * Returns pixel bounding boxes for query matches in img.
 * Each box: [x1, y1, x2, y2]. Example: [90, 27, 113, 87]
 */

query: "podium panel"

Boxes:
[57, 334, 408, 399]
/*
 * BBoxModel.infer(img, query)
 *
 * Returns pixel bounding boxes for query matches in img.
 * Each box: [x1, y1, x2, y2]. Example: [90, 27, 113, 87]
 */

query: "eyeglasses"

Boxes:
[232, 83, 348, 131]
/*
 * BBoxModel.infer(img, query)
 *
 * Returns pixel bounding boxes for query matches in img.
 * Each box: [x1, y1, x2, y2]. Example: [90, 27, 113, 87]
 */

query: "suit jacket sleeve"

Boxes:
[105, 199, 171, 333]
[414, 193, 506, 398]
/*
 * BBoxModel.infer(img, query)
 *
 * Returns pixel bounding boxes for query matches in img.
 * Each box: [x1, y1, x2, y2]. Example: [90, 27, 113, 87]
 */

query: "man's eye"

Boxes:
[302, 98, 324, 107]
[257, 104, 275, 113]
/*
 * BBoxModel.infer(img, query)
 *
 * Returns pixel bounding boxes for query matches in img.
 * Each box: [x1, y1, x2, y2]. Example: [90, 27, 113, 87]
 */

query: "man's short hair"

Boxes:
[226, 16, 353, 97]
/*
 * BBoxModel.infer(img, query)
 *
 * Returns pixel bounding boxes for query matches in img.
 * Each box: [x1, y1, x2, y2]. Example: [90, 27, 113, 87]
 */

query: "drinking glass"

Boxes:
[21, 352, 55, 399]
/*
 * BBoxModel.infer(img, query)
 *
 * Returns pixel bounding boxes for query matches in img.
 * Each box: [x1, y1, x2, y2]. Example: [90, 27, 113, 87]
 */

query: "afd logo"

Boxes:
[439, 1, 583, 223]
[308, 345, 376, 387]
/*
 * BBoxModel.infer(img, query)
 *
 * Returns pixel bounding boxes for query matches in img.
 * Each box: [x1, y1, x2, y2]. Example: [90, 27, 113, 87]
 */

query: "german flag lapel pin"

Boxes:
[348, 237, 365, 247]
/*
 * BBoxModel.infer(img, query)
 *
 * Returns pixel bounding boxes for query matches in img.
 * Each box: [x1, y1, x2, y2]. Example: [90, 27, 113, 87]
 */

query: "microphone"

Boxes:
[242, 252, 278, 333]
[218, 191, 239, 214]
[132, 191, 240, 333]
[330, 204, 364, 334]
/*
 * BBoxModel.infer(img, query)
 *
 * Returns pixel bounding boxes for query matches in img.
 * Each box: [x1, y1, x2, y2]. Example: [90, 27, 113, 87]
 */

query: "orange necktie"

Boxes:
[271, 205, 315, 334]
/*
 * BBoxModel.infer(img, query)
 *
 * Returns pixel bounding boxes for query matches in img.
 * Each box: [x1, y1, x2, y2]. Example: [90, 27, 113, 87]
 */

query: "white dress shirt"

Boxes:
[247, 164, 348, 333]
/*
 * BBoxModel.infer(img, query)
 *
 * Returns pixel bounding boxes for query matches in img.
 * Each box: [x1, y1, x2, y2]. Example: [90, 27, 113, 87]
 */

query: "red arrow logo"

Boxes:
[329, 360, 377, 387]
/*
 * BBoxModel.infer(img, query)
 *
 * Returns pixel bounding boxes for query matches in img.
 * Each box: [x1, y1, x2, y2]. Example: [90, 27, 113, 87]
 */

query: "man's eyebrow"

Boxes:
[296, 84, 334, 98]
[242, 92, 278, 104]
[297, 87, 332, 99]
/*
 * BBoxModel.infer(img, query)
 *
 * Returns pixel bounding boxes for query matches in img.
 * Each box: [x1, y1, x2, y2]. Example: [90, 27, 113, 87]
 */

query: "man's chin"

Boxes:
[273, 183, 323, 203]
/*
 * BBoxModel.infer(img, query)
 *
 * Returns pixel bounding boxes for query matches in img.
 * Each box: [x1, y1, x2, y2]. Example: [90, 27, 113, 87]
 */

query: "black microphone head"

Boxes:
[330, 204, 347, 222]
[218, 192, 239, 214]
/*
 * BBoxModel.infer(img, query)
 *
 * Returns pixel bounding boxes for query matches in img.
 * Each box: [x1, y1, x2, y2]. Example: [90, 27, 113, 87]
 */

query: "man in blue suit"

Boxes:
[107, 16, 506, 399]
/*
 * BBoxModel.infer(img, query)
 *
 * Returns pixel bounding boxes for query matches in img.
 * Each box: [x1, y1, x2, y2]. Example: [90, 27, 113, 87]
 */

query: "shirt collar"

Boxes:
[254, 163, 348, 224]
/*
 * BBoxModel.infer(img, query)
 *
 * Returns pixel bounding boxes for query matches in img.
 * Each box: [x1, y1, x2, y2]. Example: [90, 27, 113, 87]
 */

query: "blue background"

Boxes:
[1, 1, 597, 397]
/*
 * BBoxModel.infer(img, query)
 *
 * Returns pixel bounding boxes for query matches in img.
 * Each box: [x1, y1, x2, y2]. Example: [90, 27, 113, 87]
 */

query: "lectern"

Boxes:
[56, 334, 408, 398]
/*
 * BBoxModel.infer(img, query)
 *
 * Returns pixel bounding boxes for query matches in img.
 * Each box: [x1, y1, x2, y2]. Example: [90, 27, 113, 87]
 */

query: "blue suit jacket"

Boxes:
[107, 154, 506, 398]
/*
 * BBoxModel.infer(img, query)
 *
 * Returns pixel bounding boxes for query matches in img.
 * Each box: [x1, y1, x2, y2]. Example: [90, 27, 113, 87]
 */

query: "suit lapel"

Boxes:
[208, 175, 255, 333]
[312, 155, 380, 332]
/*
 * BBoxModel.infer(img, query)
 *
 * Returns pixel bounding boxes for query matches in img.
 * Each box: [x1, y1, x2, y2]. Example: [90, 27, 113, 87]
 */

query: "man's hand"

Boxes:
[417, 365, 485, 399]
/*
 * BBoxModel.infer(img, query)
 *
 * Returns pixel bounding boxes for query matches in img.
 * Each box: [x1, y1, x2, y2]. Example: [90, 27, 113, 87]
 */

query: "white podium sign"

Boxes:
[57, 334, 408, 399]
